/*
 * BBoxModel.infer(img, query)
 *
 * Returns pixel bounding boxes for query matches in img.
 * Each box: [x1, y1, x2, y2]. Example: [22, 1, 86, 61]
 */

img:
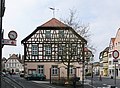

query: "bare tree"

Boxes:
[62, 9, 96, 52]
[60, 9, 95, 82]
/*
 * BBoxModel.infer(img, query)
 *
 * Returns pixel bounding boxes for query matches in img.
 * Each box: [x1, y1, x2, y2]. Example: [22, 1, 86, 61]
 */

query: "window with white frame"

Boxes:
[52, 65, 58, 75]
[38, 65, 44, 74]
[32, 44, 38, 55]
[45, 44, 51, 55]
[69, 67, 74, 75]
[45, 30, 51, 38]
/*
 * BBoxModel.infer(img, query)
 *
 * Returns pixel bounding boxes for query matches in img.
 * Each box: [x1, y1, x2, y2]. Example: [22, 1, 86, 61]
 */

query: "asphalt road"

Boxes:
[7, 75, 93, 88]
[86, 76, 120, 88]
[4, 74, 119, 88]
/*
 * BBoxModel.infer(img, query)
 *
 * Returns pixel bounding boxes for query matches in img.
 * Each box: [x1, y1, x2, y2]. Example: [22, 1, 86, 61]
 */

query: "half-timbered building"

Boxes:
[21, 18, 87, 80]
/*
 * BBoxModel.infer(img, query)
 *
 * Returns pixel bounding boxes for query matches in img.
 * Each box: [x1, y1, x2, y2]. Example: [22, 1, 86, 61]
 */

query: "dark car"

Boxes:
[25, 73, 46, 81]
[20, 72, 24, 77]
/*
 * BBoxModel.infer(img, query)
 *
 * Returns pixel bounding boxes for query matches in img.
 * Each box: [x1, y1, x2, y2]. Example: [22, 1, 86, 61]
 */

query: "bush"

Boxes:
[85, 73, 91, 76]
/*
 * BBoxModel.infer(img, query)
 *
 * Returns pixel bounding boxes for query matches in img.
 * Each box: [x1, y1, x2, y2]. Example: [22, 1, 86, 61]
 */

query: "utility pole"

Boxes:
[82, 43, 85, 88]
[0, 0, 5, 87]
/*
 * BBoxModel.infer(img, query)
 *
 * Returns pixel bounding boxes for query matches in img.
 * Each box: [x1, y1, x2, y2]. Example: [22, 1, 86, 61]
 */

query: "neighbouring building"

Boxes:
[2, 57, 7, 71]
[108, 28, 120, 77]
[99, 47, 109, 76]
[5, 54, 24, 73]
[93, 62, 100, 76]
[108, 38, 115, 77]
[21, 18, 87, 80]
[84, 47, 94, 75]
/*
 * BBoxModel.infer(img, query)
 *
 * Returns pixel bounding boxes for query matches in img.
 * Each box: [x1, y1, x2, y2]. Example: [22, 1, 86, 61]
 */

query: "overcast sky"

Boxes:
[2, 0, 120, 62]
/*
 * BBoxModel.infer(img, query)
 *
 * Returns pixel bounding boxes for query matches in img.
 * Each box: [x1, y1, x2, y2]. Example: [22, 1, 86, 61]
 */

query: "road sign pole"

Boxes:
[115, 62, 116, 86]
[112, 50, 119, 87]
[0, 1, 2, 88]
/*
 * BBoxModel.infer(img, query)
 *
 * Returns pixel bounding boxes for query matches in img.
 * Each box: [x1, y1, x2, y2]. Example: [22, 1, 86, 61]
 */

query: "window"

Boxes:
[52, 65, 58, 75]
[109, 54, 112, 58]
[38, 65, 44, 74]
[45, 30, 51, 38]
[59, 45, 63, 55]
[28, 69, 36, 74]
[58, 44, 65, 55]
[45, 44, 51, 55]
[59, 30, 64, 38]
[32, 44, 38, 55]
[72, 44, 77, 55]
[69, 67, 74, 75]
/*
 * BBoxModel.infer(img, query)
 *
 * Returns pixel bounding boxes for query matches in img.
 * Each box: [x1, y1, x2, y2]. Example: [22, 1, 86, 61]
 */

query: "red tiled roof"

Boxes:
[84, 47, 91, 52]
[111, 38, 115, 45]
[41, 18, 68, 27]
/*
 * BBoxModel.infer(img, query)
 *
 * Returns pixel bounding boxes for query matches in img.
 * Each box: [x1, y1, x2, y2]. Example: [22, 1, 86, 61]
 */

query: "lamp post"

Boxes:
[85, 49, 94, 86]
[91, 54, 94, 86]
[0, 0, 5, 88]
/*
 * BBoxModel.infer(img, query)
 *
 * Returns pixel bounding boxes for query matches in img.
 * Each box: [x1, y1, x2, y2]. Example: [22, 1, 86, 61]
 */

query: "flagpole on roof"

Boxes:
[49, 7, 59, 18]
[49, 7, 55, 18]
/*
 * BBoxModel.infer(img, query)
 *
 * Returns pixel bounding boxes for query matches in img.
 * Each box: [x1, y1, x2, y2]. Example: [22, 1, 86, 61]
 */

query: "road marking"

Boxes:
[33, 81, 56, 88]
[103, 84, 107, 86]
[86, 83, 96, 88]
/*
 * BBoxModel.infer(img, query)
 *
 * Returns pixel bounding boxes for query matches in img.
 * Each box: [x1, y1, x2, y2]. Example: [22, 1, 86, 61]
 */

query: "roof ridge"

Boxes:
[41, 18, 68, 27]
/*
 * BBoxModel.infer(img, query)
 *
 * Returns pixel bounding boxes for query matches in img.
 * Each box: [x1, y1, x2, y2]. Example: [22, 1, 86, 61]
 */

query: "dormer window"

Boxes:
[59, 30, 64, 38]
[45, 30, 51, 38]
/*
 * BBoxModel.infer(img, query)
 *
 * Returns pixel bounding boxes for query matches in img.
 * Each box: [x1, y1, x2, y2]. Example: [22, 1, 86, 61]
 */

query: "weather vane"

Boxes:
[49, 7, 59, 18]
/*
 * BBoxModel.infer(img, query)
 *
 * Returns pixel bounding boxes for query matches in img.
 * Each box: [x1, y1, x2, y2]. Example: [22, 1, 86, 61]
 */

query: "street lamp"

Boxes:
[0, 0, 5, 88]
[84, 49, 94, 86]
[91, 54, 94, 86]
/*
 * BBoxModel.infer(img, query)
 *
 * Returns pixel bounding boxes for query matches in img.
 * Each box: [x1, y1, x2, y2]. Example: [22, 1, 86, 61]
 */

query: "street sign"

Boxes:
[113, 59, 118, 63]
[2, 39, 16, 46]
[112, 50, 119, 59]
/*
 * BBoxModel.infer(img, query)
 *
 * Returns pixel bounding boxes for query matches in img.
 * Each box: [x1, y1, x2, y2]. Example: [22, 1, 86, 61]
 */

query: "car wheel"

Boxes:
[40, 78, 43, 81]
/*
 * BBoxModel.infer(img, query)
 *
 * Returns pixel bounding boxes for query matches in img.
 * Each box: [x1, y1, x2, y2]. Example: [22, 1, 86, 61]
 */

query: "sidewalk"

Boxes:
[100, 76, 120, 79]
[33, 80, 92, 88]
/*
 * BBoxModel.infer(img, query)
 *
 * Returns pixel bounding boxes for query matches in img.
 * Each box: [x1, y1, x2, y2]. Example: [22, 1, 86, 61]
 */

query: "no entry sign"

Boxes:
[112, 50, 119, 59]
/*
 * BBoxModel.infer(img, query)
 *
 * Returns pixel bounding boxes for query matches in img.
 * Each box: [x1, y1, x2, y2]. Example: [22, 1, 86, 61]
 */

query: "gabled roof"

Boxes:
[21, 18, 87, 44]
[8, 54, 18, 59]
[115, 28, 120, 38]
[111, 38, 115, 44]
[103, 47, 109, 52]
[7, 54, 23, 64]
[40, 18, 68, 27]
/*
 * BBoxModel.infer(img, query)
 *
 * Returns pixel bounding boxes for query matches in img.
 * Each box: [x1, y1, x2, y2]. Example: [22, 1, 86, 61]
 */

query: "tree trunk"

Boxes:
[67, 62, 70, 82]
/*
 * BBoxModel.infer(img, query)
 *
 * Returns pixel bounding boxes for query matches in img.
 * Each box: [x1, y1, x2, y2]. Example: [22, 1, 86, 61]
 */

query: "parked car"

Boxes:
[20, 71, 24, 77]
[25, 73, 46, 81]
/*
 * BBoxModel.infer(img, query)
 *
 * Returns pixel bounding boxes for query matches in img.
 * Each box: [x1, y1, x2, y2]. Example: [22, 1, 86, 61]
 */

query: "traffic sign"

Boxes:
[112, 50, 119, 59]
[2, 39, 16, 46]
[113, 59, 118, 63]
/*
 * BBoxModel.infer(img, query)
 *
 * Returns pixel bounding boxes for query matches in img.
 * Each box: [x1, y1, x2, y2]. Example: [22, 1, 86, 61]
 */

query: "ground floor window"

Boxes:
[38, 65, 44, 74]
[28, 69, 36, 74]
[69, 67, 74, 75]
[52, 65, 58, 75]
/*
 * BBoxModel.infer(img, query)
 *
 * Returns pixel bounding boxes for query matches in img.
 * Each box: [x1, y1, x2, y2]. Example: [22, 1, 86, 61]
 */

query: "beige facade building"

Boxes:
[99, 47, 109, 76]
[108, 28, 120, 77]
[99, 28, 120, 77]
[5, 54, 24, 73]
[21, 18, 87, 81]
